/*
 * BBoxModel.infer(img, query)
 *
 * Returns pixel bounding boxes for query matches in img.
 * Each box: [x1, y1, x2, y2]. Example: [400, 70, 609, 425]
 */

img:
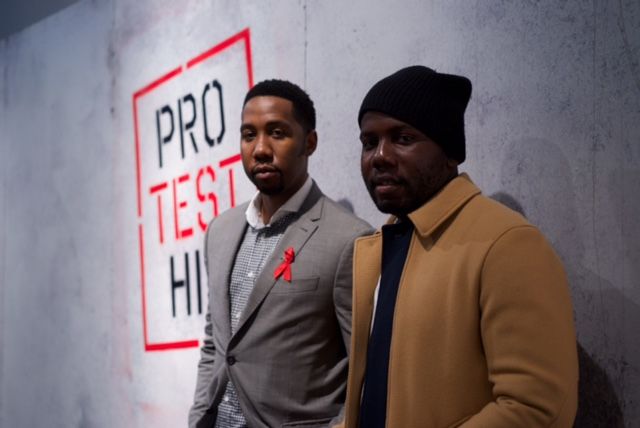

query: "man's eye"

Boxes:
[271, 128, 285, 138]
[360, 136, 378, 151]
[241, 131, 255, 141]
[398, 134, 415, 143]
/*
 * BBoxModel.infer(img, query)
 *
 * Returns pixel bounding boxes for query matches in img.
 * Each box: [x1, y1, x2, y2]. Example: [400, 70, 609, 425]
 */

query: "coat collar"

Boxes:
[386, 173, 481, 238]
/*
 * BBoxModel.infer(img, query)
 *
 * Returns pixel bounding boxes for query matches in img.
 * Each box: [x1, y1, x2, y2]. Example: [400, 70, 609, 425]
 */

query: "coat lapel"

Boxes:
[345, 232, 382, 428]
[352, 233, 382, 372]
[230, 185, 323, 343]
[210, 209, 248, 342]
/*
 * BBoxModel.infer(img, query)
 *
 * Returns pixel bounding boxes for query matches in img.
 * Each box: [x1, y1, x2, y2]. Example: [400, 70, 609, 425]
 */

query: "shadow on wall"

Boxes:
[337, 198, 355, 214]
[490, 136, 635, 427]
[490, 191, 624, 427]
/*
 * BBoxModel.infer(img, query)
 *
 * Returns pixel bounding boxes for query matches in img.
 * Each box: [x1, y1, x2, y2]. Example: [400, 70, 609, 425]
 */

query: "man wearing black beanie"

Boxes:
[337, 66, 579, 427]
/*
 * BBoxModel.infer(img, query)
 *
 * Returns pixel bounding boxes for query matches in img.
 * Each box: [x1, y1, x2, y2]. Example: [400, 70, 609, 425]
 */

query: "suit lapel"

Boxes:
[211, 209, 248, 342]
[230, 185, 323, 343]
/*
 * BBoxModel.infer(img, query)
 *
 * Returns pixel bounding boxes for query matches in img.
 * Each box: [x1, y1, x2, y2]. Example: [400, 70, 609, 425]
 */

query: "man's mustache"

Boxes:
[252, 164, 281, 175]
[369, 173, 403, 186]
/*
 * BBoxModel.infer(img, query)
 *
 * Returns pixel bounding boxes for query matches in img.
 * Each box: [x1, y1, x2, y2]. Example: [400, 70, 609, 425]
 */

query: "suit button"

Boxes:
[227, 356, 236, 365]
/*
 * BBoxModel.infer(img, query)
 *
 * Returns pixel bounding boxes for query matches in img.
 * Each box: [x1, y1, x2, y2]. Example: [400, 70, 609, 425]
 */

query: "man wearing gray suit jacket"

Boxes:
[189, 79, 372, 428]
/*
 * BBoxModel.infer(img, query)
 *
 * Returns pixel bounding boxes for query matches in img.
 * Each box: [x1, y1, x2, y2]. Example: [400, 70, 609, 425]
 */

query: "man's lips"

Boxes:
[370, 174, 403, 195]
[252, 165, 280, 179]
[370, 174, 402, 187]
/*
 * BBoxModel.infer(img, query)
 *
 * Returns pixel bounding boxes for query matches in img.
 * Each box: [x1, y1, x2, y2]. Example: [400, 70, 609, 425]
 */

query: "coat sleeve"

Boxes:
[188, 222, 217, 428]
[460, 226, 578, 427]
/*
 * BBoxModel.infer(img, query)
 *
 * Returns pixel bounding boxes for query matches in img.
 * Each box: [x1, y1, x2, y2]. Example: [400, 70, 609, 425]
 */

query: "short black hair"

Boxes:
[243, 79, 316, 133]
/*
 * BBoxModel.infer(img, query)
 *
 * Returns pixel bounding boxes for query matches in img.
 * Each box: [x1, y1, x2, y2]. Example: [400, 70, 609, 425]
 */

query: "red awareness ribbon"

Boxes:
[273, 247, 295, 282]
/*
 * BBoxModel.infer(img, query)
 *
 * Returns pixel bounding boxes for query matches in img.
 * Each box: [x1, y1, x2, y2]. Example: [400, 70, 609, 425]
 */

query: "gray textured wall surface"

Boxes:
[0, 0, 81, 40]
[1, 0, 639, 427]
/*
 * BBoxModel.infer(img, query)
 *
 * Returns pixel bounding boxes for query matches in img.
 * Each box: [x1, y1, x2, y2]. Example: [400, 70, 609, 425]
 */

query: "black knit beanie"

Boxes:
[358, 65, 472, 164]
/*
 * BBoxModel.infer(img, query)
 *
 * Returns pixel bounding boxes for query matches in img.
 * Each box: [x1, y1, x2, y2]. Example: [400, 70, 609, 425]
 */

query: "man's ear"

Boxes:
[305, 130, 318, 156]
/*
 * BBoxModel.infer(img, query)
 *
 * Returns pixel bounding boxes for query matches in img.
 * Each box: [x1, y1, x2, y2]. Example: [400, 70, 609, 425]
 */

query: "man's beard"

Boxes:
[251, 170, 284, 195]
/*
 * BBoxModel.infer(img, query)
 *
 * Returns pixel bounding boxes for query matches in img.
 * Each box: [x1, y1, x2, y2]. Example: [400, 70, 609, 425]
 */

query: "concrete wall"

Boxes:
[1, 0, 638, 426]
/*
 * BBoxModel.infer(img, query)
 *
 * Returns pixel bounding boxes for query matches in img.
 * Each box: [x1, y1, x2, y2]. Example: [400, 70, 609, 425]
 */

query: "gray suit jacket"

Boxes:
[189, 183, 372, 428]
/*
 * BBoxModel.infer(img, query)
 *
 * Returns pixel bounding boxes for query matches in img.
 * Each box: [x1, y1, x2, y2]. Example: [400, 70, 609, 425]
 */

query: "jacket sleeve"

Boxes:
[188, 222, 217, 428]
[460, 225, 578, 427]
[333, 224, 374, 354]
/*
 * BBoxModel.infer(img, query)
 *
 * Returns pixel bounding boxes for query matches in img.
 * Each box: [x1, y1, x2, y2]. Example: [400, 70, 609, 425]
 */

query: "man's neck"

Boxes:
[258, 175, 309, 224]
[259, 194, 284, 225]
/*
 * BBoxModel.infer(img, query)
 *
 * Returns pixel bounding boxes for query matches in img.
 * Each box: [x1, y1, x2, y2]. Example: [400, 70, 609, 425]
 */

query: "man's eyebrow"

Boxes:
[264, 120, 291, 128]
[393, 125, 418, 133]
[358, 131, 373, 142]
[240, 120, 291, 130]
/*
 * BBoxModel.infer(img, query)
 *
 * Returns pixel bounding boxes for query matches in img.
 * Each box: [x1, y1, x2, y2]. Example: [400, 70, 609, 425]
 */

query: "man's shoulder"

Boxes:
[457, 192, 537, 238]
[206, 201, 250, 232]
[317, 194, 373, 236]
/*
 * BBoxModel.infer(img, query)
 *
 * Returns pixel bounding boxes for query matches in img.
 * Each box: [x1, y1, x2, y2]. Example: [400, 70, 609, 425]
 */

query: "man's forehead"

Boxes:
[242, 96, 294, 117]
[243, 95, 293, 110]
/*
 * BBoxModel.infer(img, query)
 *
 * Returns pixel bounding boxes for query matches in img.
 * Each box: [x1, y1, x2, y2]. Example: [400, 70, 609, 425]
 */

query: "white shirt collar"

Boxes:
[245, 176, 314, 229]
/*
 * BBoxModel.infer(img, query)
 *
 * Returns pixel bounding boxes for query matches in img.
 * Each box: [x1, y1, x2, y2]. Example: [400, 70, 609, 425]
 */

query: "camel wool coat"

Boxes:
[342, 174, 578, 428]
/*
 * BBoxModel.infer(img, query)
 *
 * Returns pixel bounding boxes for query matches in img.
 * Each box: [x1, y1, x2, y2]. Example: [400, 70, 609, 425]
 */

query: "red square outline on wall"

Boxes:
[132, 28, 254, 352]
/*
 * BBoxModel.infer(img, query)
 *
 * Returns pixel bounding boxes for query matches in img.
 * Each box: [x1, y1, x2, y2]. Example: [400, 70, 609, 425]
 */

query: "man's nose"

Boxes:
[253, 133, 273, 160]
[372, 139, 395, 168]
